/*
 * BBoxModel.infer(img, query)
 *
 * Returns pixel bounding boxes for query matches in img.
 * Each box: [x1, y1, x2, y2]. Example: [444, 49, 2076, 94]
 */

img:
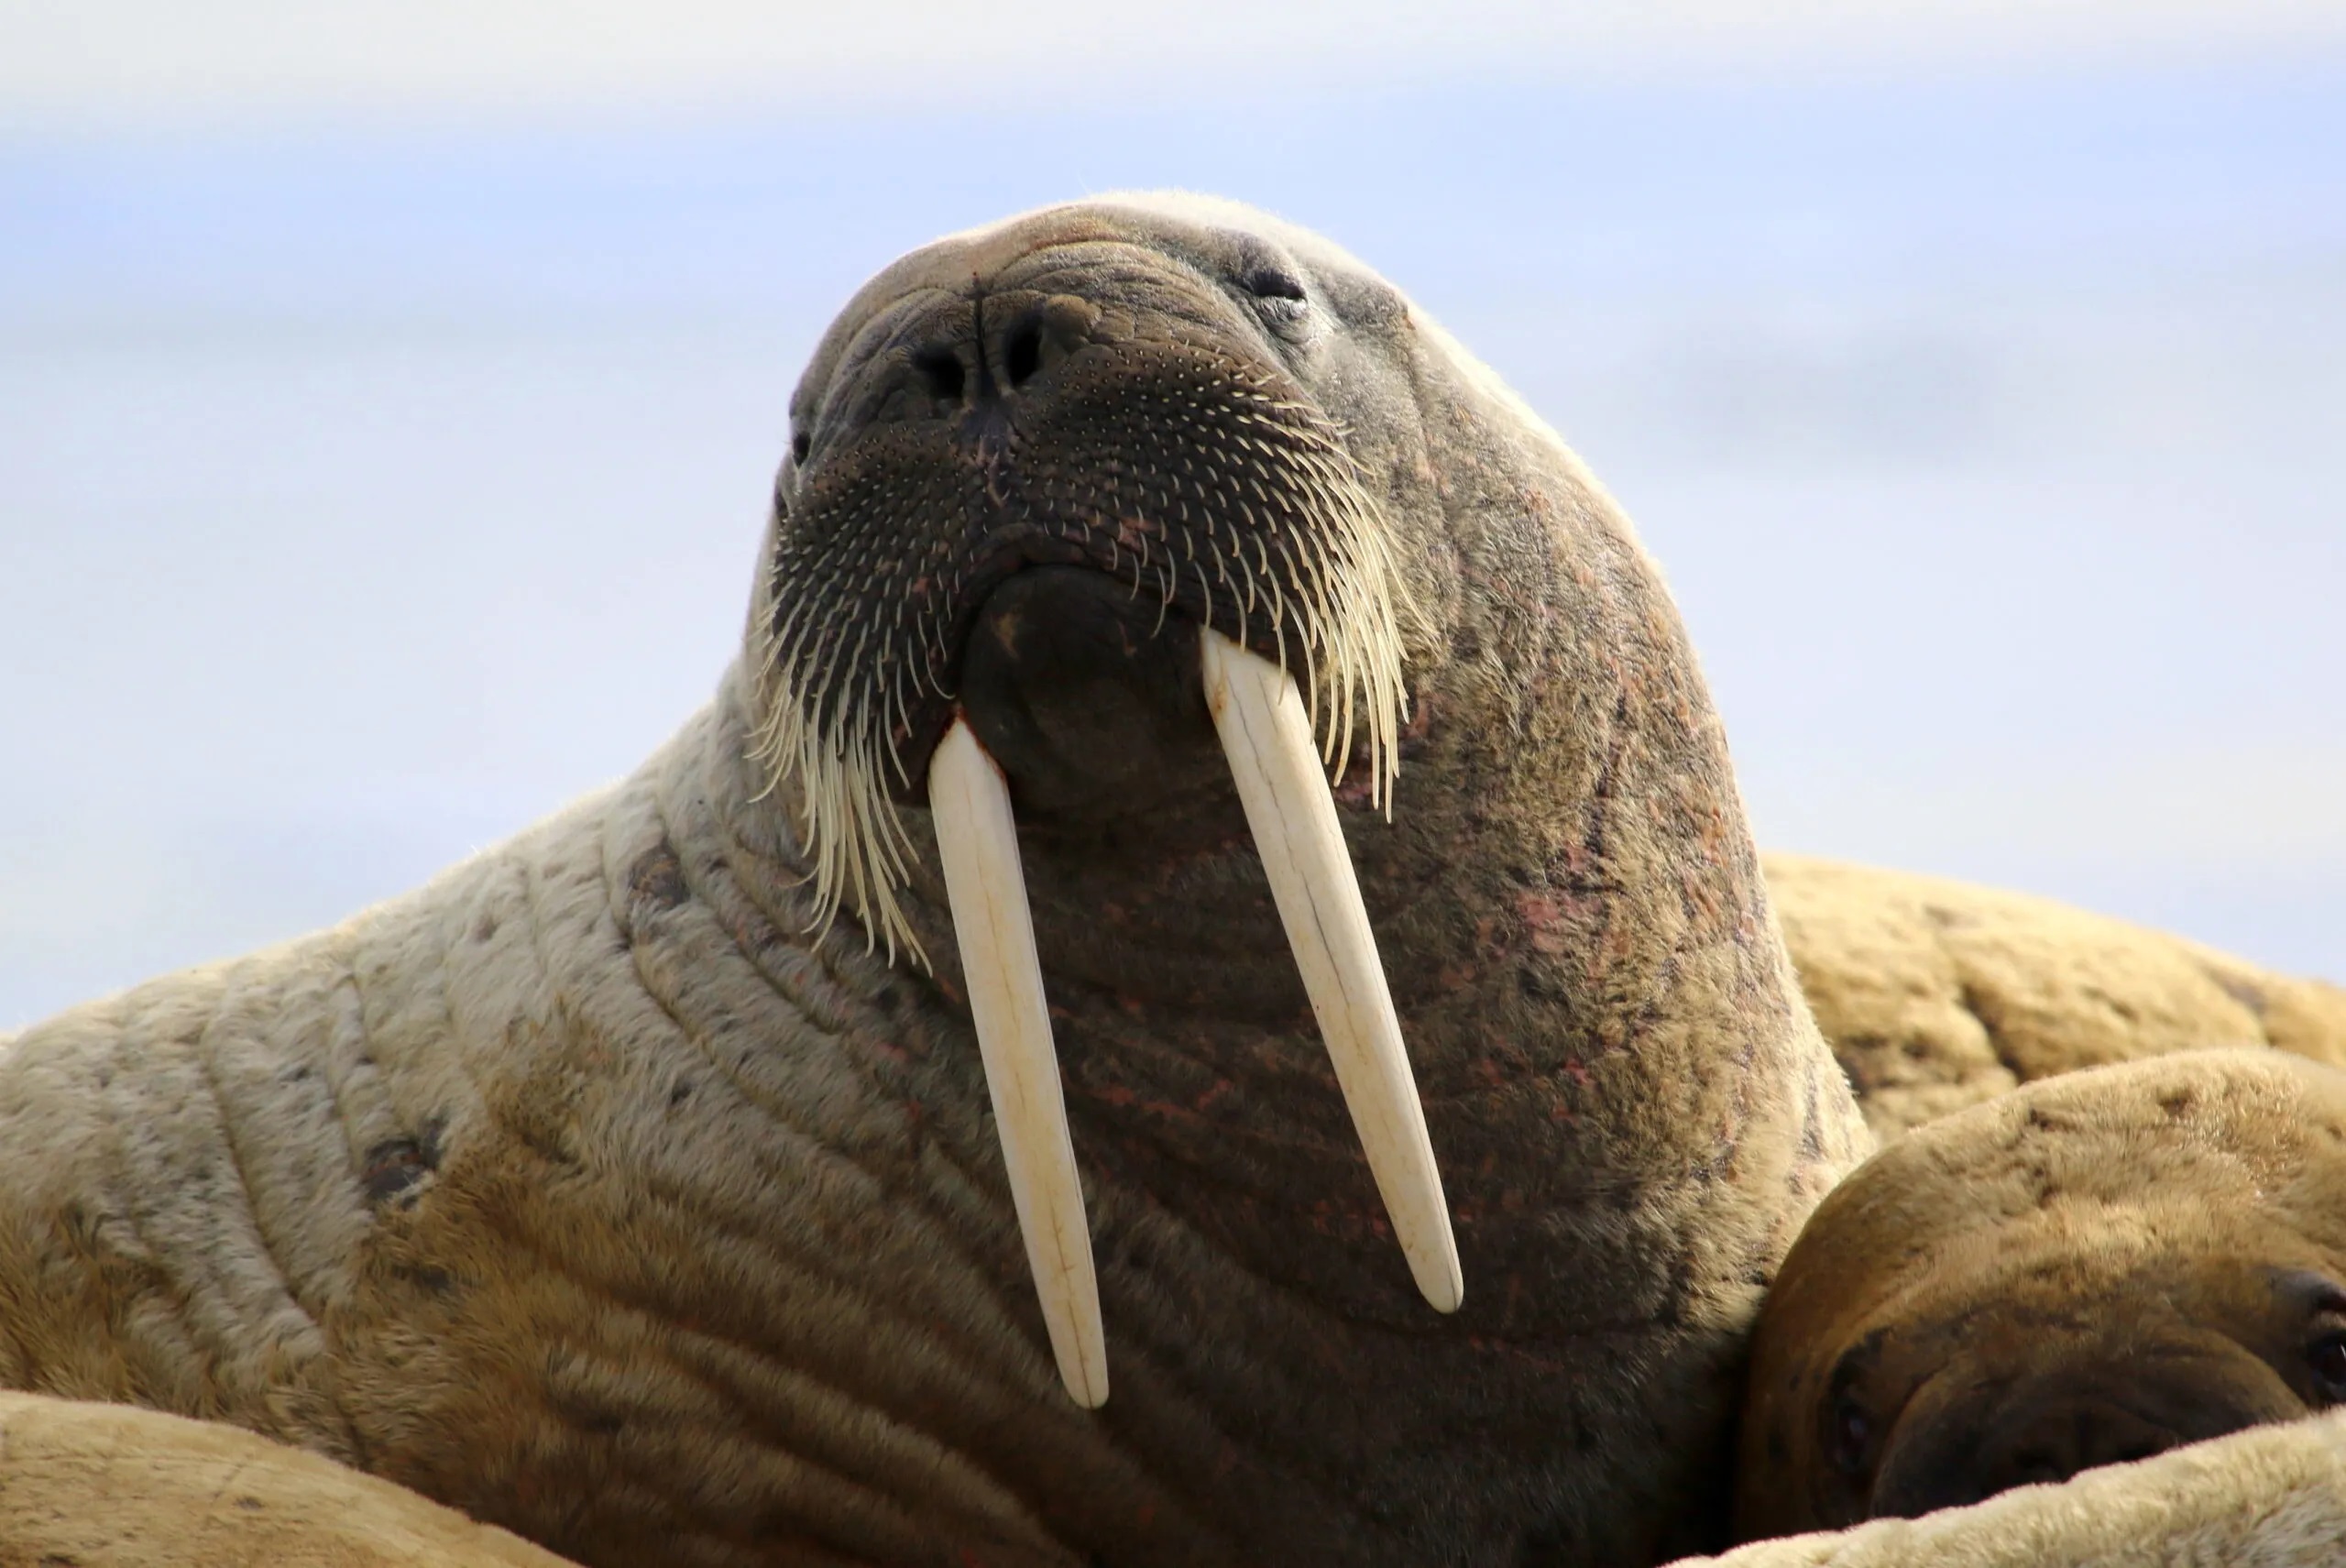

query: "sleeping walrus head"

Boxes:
[1734, 1048, 2346, 1541]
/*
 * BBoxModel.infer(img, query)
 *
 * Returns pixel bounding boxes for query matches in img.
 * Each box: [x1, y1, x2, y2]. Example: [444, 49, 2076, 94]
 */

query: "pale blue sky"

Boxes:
[4, 11, 2343, 1025]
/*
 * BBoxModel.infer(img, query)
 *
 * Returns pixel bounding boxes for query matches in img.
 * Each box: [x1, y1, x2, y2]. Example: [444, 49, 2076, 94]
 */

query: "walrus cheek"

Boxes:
[926, 626, 1462, 1407]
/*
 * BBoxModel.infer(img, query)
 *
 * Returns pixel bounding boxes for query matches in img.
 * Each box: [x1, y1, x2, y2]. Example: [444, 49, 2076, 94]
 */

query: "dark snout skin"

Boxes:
[1734, 1051, 2346, 1544]
[958, 566, 1219, 825]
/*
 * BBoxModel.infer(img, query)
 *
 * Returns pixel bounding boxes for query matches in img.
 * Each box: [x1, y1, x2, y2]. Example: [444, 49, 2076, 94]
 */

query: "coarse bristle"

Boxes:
[750, 382, 1414, 973]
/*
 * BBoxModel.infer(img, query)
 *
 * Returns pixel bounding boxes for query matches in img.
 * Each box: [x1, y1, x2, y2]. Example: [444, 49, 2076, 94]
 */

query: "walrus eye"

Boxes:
[1237, 264, 1313, 337]
[2308, 1332, 2346, 1400]
[1241, 264, 1308, 302]
[1827, 1397, 1873, 1477]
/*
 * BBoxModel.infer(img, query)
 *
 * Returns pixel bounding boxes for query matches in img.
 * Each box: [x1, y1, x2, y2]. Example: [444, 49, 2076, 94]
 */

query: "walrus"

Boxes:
[1733, 1048, 2346, 1541]
[0, 193, 1871, 1567]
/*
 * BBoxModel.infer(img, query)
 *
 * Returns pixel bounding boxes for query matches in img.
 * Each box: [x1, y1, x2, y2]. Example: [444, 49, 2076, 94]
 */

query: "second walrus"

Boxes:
[1735, 1049, 2346, 1540]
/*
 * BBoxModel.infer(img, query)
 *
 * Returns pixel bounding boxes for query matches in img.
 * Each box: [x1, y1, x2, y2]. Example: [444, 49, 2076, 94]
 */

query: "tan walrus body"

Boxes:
[0, 194, 1870, 1567]
[1765, 854, 2346, 1140]
[1734, 1048, 2346, 1541]
[0, 1392, 573, 1568]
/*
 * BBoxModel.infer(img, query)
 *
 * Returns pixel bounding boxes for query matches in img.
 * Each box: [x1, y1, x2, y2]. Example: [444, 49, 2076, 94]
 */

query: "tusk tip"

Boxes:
[1063, 1370, 1110, 1409]
[1053, 1336, 1110, 1407]
[1411, 1246, 1464, 1314]
[1044, 1312, 1111, 1409]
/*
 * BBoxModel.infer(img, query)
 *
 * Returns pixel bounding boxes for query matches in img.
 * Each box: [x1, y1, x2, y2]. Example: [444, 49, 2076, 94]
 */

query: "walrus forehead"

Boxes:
[790, 194, 1399, 432]
[1757, 1199, 2281, 1408]
[1802, 1223, 2318, 1393]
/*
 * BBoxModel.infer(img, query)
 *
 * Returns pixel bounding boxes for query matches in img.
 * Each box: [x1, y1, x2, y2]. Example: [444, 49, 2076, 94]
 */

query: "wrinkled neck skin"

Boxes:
[709, 323, 1867, 1564]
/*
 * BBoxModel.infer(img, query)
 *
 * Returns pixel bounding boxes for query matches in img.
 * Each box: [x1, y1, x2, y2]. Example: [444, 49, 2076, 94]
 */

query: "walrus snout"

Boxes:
[764, 215, 1408, 848]
[1957, 1387, 2185, 1494]
[957, 565, 1220, 822]
[1865, 1350, 2293, 1517]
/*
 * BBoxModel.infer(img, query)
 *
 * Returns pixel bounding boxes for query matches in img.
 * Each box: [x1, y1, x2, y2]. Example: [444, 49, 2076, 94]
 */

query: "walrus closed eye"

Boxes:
[755, 223, 1460, 1398]
[1733, 1049, 2346, 1541]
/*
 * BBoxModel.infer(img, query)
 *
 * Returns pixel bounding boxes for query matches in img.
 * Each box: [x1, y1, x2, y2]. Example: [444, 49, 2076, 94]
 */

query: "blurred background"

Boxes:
[4, 1, 2342, 1026]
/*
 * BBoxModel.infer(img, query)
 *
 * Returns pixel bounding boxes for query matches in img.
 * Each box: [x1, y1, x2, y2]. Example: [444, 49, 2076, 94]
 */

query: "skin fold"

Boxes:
[0, 194, 1874, 1567]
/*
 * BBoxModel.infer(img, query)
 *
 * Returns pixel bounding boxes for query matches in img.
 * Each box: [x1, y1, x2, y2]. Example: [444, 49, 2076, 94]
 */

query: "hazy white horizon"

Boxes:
[3, 10, 2341, 1025]
[11, 0, 2346, 130]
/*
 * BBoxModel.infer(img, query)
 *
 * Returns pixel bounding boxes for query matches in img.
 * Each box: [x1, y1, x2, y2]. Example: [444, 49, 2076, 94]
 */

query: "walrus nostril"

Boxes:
[2008, 1446, 2067, 1485]
[999, 294, 1102, 393]
[1003, 319, 1044, 390]
[911, 346, 965, 403]
[1973, 1402, 2184, 1499]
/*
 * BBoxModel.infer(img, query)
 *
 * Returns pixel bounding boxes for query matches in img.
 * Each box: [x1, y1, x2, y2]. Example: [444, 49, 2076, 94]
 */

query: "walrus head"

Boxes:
[749, 194, 1463, 1399]
[752, 196, 1418, 946]
[1734, 1049, 2346, 1540]
[710, 193, 1860, 1563]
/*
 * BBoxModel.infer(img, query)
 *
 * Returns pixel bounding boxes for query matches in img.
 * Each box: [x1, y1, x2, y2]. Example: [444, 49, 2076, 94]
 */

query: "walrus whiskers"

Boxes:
[926, 718, 1109, 1408]
[748, 356, 1412, 971]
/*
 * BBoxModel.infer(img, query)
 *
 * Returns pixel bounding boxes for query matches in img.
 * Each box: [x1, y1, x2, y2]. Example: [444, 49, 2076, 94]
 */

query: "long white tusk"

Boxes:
[1200, 630, 1464, 1313]
[927, 718, 1110, 1407]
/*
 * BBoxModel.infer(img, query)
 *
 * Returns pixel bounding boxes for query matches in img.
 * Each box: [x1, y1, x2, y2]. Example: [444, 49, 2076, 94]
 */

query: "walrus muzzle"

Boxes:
[751, 243, 1461, 1404]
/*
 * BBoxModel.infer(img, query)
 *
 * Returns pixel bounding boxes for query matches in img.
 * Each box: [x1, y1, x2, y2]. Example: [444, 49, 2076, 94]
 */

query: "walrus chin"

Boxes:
[746, 223, 1454, 1404]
